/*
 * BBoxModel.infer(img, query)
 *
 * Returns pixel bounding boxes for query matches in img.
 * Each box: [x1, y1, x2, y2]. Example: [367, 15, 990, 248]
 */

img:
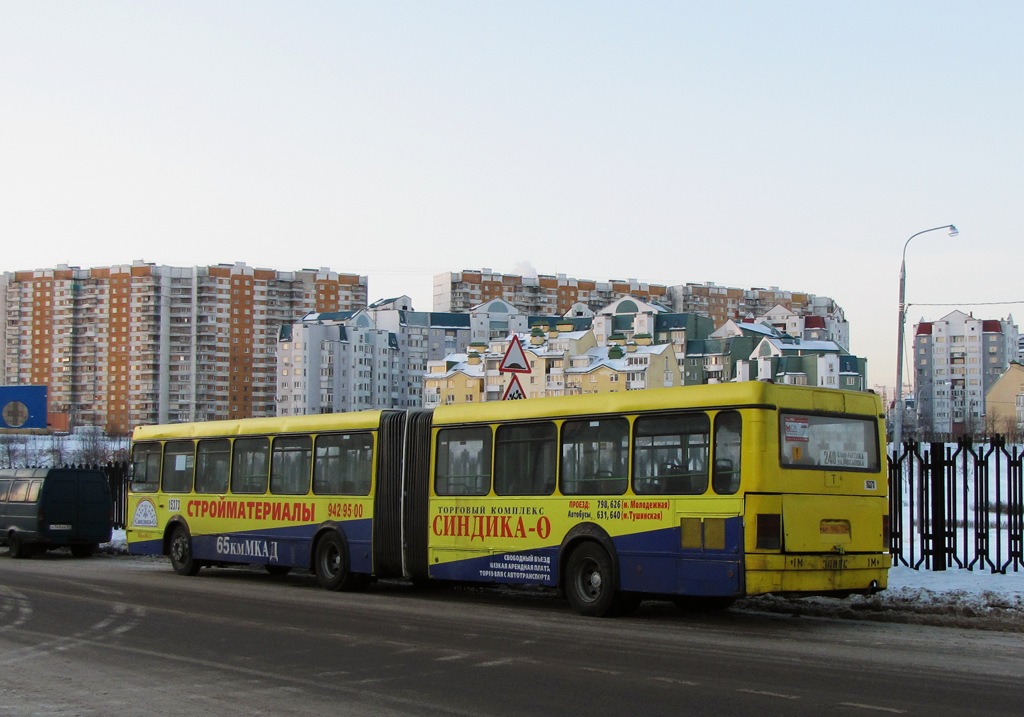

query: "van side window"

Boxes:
[0, 479, 10, 501]
[131, 442, 162, 493]
[163, 441, 195, 493]
[9, 481, 29, 502]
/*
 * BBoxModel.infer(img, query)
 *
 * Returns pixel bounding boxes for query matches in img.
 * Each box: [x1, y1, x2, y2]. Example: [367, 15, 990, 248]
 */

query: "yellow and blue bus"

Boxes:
[127, 382, 890, 616]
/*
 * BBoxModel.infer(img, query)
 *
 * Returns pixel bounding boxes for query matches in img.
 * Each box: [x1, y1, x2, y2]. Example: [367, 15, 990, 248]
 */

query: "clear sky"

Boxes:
[3, 2, 1022, 396]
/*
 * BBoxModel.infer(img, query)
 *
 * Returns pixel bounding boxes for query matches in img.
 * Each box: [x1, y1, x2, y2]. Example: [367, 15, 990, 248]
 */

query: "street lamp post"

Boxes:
[894, 224, 958, 448]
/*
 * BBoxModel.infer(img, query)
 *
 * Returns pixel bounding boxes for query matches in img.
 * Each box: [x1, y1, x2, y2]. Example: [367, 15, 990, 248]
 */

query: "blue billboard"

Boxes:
[0, 386, 48, 430]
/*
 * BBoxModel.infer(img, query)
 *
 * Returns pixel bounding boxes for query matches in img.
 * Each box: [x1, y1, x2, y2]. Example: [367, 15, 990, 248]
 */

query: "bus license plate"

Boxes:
[823, 557, 848, 570]
[49, 524, 72, 530]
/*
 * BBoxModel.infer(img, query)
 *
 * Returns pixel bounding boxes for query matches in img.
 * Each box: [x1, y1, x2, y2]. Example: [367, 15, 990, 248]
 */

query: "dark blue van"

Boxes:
[0, 468, 113, 558]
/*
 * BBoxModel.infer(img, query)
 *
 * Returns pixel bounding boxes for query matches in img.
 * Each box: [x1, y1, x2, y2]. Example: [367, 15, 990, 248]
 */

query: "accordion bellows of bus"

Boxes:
[127, 382, 890, 616]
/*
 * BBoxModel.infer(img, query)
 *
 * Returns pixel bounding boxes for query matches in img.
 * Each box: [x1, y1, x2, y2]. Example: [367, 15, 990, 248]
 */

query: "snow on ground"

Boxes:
[99, 530, 1024, 629]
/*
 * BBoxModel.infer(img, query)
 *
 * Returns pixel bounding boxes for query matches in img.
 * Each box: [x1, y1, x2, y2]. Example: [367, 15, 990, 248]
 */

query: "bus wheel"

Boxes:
[565, 542, 618, 617]
[169, 526, 200, 576]
[71, 544, 96, 558]
[314, 532, 349, 591]
[8, 532, 31, 560]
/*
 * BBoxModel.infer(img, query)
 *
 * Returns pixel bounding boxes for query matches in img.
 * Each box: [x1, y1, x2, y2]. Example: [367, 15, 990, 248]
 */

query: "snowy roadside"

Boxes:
[98, 530, 1024, 630]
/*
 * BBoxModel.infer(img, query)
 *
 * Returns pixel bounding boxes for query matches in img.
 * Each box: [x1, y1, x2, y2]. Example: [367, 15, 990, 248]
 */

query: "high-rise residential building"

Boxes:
[1, 261, 367, 433]
[277, 297, 487, 415]
[433, 269, 668, 315]
[667, 282, 846, 340]
[912, 310, 1019, 436]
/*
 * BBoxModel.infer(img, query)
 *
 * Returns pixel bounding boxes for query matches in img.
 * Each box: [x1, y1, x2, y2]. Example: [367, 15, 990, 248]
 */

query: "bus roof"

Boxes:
[132, 410, 389, 441]
[431, 383, 882, 426]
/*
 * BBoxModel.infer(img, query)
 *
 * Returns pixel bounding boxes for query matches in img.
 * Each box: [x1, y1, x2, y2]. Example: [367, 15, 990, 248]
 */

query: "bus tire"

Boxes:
[8, 532, 30, 559]
[169, 525, 200, 576]
[314, 532, 351, 591]
[71, 544, 96, 558]
[565, 542, 618, 617]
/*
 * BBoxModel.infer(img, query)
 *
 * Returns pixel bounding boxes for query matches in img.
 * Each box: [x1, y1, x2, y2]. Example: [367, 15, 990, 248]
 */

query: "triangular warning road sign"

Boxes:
[499, 335, 531, 373]
[502, 374, 527, 400]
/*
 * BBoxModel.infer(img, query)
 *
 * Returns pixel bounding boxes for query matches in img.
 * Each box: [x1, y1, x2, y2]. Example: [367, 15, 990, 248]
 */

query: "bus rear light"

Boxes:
[756, 513, 781, 550]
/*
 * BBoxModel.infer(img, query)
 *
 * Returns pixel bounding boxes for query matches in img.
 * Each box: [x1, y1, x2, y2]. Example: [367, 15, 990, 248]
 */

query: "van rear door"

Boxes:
[43, 471, 112, 544]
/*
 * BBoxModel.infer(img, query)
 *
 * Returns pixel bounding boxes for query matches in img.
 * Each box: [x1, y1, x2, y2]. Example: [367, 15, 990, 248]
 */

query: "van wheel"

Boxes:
[565, 542, 618, 617]
[169, 526, 200, 576]
[71, 544, 96, 558]
[8, 533, 30, 560]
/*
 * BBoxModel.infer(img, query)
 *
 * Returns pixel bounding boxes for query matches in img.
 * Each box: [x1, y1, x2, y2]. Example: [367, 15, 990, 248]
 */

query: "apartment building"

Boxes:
[434, 269, 668, 315]
[423, 325, 680, 407]
[667, 282, 846, 340]
[1, 262, 366, 433]
[984, 362, 1024, 435]
[278, 297, 486, 415]
[912, 310, 1019, 436]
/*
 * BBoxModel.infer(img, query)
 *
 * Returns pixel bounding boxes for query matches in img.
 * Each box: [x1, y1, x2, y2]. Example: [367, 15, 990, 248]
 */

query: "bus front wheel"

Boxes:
[169, 526, 200, 576]
[565, 542, 619, 617]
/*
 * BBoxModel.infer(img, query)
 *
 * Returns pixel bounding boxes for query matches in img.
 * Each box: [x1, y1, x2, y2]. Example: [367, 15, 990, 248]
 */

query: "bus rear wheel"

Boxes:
[169, 525, 200, 576]
[565, 542, 619, 617]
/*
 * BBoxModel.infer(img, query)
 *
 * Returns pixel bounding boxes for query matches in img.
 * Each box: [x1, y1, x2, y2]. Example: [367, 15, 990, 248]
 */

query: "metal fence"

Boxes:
[889, 437, 1024, 573]
[72, 462, 130, 530]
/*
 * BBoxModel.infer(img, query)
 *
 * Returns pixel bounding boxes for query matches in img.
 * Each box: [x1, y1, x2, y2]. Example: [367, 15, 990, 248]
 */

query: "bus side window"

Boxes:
[196, 439, 230, 494]
[560, 418, 628, 496]
[27, 481, 42, 502]
[435, 426, 492, 496]
[313, 433, 374, 495]
[131, 443, 161, 493]
[712, 411, 742, 495]
[271, 436, 312, 496]
[0, 479, 10, 502]
[632, 413, 710, 495]
[494, 422, 556, 496]
[163, 440, 195, 493]
[231, 438, 269, 494]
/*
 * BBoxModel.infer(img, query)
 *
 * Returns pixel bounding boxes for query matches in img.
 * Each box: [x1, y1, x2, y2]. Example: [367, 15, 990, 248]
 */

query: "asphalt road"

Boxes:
[1, 552, 1022, 717]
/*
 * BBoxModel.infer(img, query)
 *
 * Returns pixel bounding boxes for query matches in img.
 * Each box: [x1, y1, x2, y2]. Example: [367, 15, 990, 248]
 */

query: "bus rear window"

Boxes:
[779, 413, 879, 472]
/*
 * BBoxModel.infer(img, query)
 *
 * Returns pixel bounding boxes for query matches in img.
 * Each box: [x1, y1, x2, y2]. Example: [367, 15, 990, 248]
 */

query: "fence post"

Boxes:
[929, 441, 947, 571]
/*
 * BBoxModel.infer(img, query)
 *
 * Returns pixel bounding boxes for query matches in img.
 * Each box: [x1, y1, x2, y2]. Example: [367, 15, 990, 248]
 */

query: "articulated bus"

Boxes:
[127, 382, 890, 616]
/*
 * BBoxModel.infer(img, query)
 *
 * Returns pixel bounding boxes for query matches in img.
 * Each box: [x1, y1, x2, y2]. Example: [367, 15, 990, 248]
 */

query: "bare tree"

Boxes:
[0, 432, 29, 469]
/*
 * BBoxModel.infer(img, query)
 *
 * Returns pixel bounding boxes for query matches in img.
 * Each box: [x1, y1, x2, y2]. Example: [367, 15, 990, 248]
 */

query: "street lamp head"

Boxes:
[948, 225, 959, 237]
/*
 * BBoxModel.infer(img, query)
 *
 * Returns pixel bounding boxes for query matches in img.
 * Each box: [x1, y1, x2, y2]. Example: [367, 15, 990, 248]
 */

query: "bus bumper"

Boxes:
[745, 552, 891, 596]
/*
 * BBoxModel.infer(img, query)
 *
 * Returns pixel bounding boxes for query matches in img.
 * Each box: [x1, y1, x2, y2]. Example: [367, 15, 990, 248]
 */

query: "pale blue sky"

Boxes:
[3, 2, 1022, 395]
